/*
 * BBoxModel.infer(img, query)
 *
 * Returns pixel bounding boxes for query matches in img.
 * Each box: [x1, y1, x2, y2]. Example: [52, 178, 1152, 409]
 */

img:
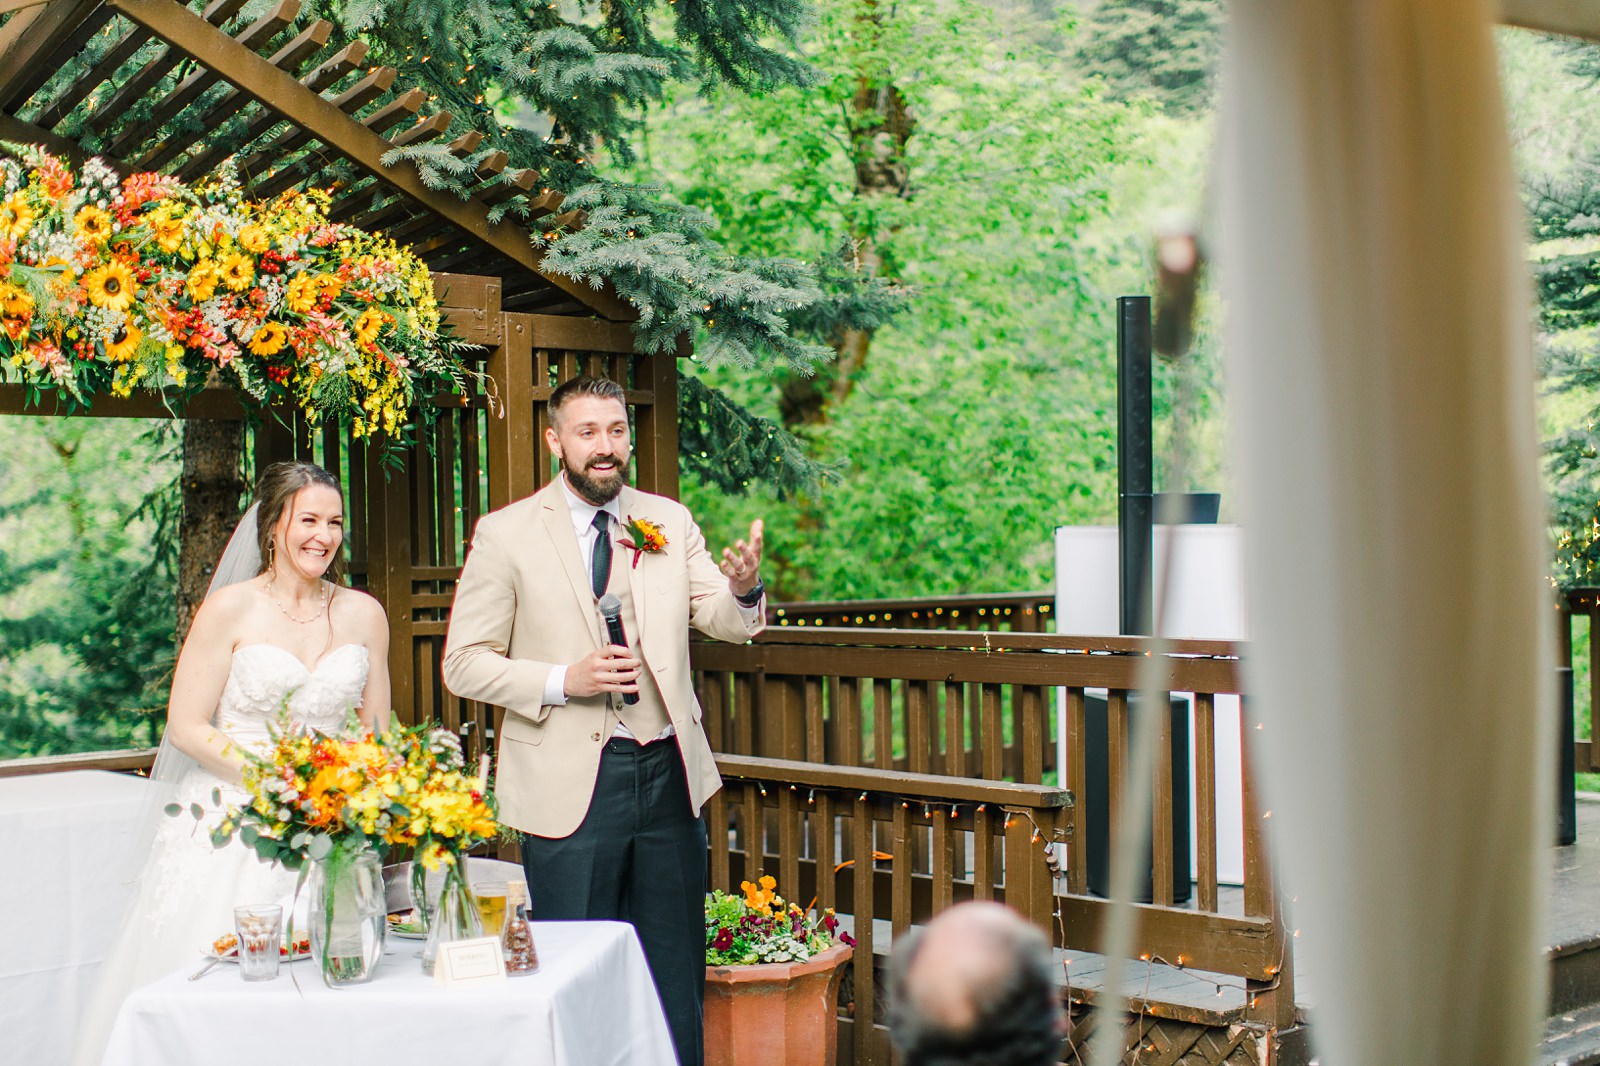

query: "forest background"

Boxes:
[3, 0, 1600, 769]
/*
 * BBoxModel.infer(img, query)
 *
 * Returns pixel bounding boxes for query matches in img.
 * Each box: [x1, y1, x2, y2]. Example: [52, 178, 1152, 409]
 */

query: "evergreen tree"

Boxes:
[1071, 0, 1223, 115]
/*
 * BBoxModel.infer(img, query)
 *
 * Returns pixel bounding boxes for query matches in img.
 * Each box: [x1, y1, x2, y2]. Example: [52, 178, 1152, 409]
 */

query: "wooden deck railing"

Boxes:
[691, 626, 1295, 1039]
[769, 591, 1053, 632]
[710, 755, 1070, 1064]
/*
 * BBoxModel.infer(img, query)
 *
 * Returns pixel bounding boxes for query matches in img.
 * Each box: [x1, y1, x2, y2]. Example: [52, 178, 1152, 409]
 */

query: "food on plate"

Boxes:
[209, 932, 311, 958]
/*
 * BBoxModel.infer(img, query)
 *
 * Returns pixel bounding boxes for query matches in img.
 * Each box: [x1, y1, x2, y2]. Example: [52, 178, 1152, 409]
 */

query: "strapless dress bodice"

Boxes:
[215, 642, 370, 749]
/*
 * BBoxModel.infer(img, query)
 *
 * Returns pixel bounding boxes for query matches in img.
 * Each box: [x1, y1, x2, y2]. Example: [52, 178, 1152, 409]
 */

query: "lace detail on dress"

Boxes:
[146, 643, 370, 938]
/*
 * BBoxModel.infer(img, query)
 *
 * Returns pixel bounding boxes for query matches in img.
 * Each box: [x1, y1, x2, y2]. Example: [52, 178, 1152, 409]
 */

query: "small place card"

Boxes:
[434, 936, 507, 987]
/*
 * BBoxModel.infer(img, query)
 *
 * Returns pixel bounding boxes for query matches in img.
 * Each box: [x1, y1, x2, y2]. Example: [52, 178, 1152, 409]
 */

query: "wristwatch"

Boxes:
[734, 579, 765, 608]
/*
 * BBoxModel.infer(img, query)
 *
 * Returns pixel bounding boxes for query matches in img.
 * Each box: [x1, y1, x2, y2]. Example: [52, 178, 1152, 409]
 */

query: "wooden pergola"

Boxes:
[0, 0, 683, 746]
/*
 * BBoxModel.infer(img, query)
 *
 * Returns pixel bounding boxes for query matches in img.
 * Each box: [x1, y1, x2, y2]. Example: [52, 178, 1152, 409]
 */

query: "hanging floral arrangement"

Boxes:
[0, 143, 472, 441]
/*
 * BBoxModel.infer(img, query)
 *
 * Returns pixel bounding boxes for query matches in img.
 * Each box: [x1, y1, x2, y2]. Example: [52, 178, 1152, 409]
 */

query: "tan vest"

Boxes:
[602, 547, 670, 740]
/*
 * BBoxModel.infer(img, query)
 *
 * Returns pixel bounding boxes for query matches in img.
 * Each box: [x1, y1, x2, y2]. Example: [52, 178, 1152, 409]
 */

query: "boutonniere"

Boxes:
[617, 516, 668, 568]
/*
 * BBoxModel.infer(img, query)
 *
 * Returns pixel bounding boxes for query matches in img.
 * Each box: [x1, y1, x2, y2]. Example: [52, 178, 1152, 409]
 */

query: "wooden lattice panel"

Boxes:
[1064, 1009, 1272, 1066]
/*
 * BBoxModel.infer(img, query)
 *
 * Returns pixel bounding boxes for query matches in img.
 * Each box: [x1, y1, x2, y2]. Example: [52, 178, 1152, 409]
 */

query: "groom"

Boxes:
[441, 375, 764, 1066]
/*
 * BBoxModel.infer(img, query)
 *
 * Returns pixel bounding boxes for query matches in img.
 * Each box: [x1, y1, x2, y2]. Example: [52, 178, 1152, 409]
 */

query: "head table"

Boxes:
[101, 921, 675, 1066]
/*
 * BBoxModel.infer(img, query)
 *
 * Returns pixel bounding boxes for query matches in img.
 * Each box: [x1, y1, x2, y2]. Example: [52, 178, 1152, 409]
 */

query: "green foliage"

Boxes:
[1072, 0, 1224, 116]
[0, 418, 179, 758]
[677, 373, 834, 499]
[623, 0, 1221, 598]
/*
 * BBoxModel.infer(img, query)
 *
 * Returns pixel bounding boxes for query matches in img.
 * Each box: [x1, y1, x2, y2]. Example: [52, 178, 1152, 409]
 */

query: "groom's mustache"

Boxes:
[586, 456, 624, 472]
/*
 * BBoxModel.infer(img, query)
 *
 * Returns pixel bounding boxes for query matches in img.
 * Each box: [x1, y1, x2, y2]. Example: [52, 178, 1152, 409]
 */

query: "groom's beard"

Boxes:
[565, 453, 630, 505]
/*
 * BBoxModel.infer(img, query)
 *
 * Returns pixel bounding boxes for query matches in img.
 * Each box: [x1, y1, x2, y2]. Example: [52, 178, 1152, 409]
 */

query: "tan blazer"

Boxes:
[441, 482, 762, 838]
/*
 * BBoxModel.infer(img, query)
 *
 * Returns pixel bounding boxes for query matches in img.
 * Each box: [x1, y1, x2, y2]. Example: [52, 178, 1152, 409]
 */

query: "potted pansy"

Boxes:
[703, 875, 854, 1066]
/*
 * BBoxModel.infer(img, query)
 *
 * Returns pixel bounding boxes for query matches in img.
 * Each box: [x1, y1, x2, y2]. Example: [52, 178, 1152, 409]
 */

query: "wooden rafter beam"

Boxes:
[0, 0, 112, 111]
[104, 0, 634, 321]
[0, 111, 113, 171]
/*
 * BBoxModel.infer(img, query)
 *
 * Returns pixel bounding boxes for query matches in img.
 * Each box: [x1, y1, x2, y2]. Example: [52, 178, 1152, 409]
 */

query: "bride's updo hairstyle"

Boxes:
[254, 461, 347, 585]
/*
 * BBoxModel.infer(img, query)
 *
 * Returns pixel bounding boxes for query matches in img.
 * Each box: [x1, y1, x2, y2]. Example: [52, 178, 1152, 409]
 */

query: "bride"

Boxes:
[73, 460, 390, 1064]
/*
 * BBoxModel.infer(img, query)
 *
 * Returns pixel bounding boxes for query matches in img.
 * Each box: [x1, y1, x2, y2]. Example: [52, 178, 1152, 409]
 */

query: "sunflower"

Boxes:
[150, 214, 185, 254]
[105, 322, 142, 363]
[237, 223, 270, 254]
[220, 252, 255, 293]
[0, 283, 33, 320]
[84, 261, 137, 312]
[353, 308, 389, 348]
[74, 206, 113, 244]
[0, 195, 34, 241]
[283, 274, 318, 314]
[314, 274, 343, 304]
[187, 260, 222, 301]
[247, 322, 288, 357]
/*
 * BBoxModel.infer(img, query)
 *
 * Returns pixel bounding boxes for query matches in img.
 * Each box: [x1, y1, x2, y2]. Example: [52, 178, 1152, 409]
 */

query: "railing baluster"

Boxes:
[1152, 688, 1175, 907]
[1195, 692, 1219, 912]
[891, 799, 912, 937]
[708, 788, 730, 894]
[805, 677, 825, 761]
[942, 681, 965, 777]
[778, 783, 800, 901]
[839, 676, 862, 768]
[906, 679, 931, 774]
[873, 678, 894, 770]
[851, 792, 876, 1066]
[815, 792, 836, 912]
[1066, 686, 1088, 896]
[1020, 684, 1045, 783]
[981, 683, 1003, 780]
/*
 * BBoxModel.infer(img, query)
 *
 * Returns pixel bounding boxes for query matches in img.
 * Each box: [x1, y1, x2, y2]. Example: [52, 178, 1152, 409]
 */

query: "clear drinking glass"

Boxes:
[234, 904, 283, 982]
[471, 881, 510, 938]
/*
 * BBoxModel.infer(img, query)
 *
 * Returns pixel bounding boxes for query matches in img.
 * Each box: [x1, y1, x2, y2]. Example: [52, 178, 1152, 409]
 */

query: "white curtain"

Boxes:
[1220, 2, 1553, 1063]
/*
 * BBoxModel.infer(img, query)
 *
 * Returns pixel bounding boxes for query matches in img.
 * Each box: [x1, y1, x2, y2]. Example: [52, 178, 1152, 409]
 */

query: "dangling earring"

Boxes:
[266, 539, 276, 575]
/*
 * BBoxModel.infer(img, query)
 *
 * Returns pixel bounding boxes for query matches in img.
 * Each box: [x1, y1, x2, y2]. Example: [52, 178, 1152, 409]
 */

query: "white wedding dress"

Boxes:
[72, 643, 369, 1066]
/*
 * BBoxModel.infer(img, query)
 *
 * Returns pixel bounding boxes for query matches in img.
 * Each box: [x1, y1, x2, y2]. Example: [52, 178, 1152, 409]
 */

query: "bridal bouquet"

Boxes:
[705, 875, 852, 966]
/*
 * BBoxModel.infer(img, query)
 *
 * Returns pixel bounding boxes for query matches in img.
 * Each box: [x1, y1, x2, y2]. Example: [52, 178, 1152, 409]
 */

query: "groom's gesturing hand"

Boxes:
[565, 645, 641, 698]
[718, 519, 765, 598]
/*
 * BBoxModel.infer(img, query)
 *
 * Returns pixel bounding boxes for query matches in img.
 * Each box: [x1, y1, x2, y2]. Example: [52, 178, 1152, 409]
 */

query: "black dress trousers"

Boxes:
[520, 736, 708, 1066]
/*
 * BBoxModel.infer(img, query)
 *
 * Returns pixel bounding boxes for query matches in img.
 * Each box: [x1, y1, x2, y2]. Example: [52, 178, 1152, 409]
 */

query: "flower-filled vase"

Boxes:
[307, 840, 386, 987]
[420, 859, 482, 975]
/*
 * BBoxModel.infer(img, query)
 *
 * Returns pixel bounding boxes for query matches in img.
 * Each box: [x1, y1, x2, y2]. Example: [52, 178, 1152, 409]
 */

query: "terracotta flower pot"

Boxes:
[703, 942, 853, 1066]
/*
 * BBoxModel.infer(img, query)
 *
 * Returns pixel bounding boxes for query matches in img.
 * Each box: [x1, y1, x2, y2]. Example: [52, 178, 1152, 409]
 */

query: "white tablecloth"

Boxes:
[0, 770, 150, 1066]
[102, 921, 675, 1066]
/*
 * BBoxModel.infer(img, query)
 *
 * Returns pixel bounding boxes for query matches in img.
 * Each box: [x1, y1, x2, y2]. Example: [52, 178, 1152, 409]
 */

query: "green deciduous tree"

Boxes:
[1071, 0, 1223, 115]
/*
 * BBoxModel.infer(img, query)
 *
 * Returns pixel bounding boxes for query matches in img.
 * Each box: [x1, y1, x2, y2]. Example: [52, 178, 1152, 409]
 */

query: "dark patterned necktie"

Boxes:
[590, 510, 612, 597]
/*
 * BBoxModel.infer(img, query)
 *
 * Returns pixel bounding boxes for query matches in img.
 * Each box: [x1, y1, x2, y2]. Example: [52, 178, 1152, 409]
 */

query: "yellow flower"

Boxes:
[0, 283, 33, 320]
[353, 308, 388, 347]
[283, 274, 318, 314]
[0, 195, 34, 240]
[315, 274, 343, 303]
[237, 223, 270, 254]
[84, 261, 137, 312]
[74, 206, 113, 244]
[105, 322, 141, 362]
[187, 260, 221, 301]
[247, 322, 288, 357]
[150, 214, 185, 254]
[220, 252, 255, 292]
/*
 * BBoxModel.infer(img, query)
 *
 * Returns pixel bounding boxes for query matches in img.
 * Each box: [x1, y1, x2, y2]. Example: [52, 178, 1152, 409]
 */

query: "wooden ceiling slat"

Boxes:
[174, 37, 365, 182]
[339, 130, 479, 230]
[136, 17, 332, 171]
[355, 86, 424, 137]
[233, 64, 395, 186]
[107, 0, 302, 159]
[0, 110, 107, 168]
[387, 109, 452, 147]
[85, 0, 247, 134]
[0, 0, 115, 113]
[480, 166, 538, 208]
[30, 20, 154, 130]
[102, 0, 634, 319]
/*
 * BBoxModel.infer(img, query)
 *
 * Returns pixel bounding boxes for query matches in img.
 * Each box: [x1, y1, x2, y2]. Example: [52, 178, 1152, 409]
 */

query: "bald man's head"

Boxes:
[889, 902, 1063, 1066]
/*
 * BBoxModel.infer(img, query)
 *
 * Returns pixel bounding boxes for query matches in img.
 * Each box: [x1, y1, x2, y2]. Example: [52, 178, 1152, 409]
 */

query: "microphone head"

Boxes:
[597, 593, 622, 620]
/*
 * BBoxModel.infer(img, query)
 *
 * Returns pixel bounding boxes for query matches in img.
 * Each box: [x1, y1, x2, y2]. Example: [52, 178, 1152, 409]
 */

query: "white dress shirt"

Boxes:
[539, 476, 762, 741]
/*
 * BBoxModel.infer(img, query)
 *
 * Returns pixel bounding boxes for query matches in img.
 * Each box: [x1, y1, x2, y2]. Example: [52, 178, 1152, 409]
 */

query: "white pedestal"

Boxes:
[1054, 525, 1247, 885]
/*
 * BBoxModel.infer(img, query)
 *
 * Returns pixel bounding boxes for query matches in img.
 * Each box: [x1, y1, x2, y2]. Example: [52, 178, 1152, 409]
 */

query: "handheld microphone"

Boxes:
[596, 593, 639, 705]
